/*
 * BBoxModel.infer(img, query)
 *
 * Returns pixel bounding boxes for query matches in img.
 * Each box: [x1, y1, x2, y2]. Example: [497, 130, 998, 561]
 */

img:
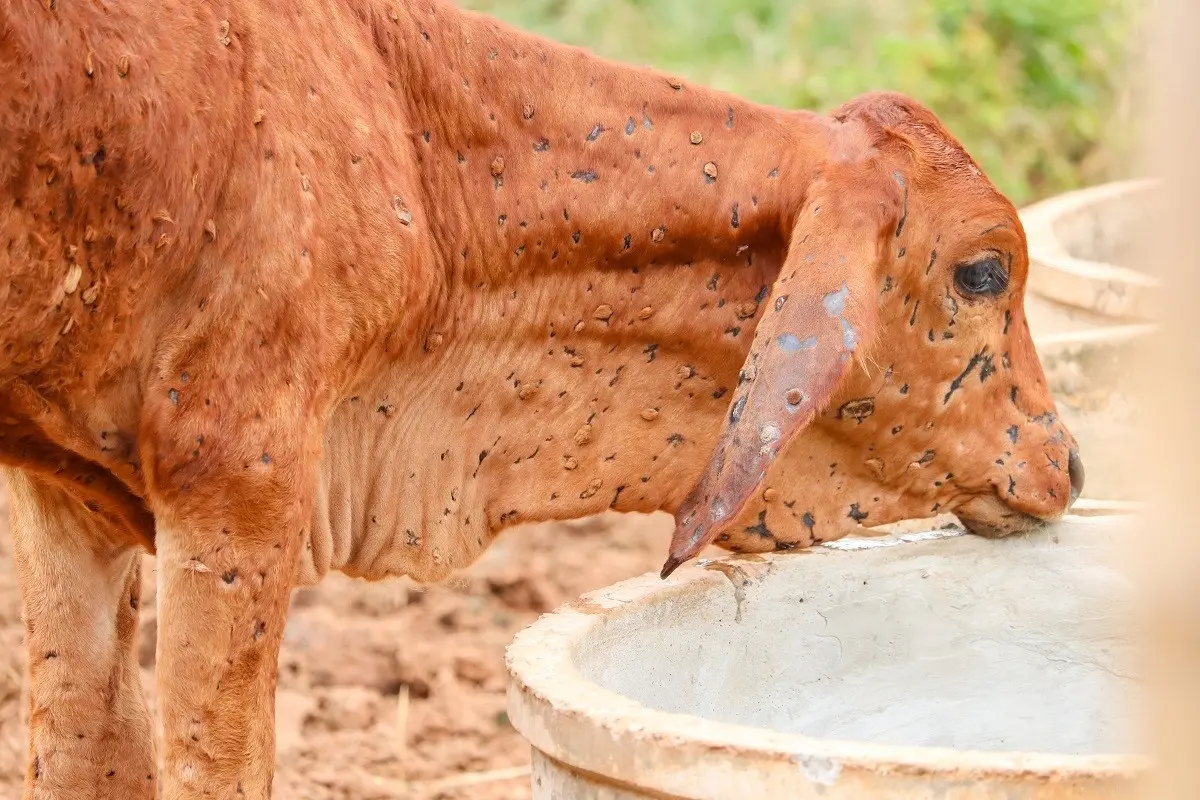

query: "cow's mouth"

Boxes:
[957, 509, 1047, 538]
[951, 444, 1084, 539]
[954, 493, 1052, 538]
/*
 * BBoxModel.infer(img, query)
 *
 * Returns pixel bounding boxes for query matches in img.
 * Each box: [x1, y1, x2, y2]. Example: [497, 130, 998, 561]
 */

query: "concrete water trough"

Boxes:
[1021, 178, 1159, 320]
[505, 516, 1148, 798]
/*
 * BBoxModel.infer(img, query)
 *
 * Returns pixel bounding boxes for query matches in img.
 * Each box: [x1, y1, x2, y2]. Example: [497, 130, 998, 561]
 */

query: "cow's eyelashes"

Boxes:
[954, 256, 1008, 298]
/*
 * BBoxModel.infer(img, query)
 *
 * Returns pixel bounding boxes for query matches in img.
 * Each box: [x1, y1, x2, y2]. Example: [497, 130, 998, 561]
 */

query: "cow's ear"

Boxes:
[662, 166, 903, 577]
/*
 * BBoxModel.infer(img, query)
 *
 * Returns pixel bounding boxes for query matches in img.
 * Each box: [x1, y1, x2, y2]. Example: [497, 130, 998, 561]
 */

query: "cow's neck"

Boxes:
[309, 2, 836, 584]
[397, 1, 831, 290]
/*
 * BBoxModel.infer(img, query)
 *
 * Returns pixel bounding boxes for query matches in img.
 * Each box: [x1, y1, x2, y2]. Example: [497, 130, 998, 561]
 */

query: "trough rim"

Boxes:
[1032, 321, 1155, 356]
[505, 516, 1149, 797]
[1020, 177, 1160, 319]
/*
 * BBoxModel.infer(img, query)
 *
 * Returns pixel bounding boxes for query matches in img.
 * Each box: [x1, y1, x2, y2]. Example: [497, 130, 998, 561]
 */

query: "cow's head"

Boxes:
[663, 91, 1082, 575]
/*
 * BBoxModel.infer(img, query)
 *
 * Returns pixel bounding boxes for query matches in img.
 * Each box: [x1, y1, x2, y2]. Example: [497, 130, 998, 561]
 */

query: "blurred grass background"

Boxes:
[461, 0, 1144, 206]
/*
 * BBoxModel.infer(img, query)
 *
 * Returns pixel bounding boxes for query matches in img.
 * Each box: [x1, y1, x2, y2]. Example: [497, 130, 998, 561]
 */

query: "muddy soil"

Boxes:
[0, 481, 695, 800]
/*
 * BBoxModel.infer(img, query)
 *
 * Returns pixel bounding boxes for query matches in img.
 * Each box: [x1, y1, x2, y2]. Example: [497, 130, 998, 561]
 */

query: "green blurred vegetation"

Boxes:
[461, 0, 1141, 206]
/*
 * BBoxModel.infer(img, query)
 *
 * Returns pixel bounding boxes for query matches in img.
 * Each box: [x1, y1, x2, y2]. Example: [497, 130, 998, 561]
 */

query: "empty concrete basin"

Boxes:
[506, 516, 1147, 798]
[1021, 178, 1159, 320]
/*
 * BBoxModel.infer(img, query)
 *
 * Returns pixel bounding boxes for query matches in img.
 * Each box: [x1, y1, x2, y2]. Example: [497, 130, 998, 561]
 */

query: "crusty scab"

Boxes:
[776, 333, 817, 352]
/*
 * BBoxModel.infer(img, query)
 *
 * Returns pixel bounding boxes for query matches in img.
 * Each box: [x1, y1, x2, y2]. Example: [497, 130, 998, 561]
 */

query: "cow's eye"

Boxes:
[954, 257, 1008, 297]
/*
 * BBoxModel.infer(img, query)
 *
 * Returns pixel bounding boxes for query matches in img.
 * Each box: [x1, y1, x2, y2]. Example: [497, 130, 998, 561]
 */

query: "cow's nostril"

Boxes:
[1068, 448, 1085, 505]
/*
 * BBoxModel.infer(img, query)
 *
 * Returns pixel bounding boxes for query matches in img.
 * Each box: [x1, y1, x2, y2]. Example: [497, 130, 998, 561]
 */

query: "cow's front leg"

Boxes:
[6, 468, 156, 800]
[153, 469, 306, 799]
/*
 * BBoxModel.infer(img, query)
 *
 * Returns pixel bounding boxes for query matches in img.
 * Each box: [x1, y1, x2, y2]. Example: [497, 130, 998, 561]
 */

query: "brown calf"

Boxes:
[0, 0, 1081, 797]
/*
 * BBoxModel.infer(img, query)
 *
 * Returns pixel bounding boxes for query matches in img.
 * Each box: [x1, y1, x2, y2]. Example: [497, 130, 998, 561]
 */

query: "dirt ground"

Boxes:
[0, 481, 697, 799]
